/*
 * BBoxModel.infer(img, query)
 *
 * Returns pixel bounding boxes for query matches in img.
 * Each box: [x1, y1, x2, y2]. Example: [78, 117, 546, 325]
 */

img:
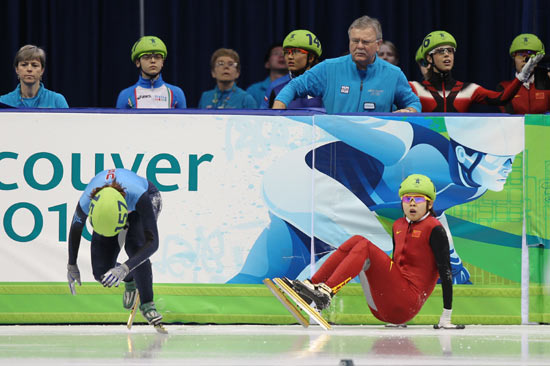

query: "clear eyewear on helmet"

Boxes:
[429, 46, 456, 56]
[215, 60, 238, 68]
[401, 194, 430, 204]
[283, 48, 309, 56]
[140, 53, 164, 61]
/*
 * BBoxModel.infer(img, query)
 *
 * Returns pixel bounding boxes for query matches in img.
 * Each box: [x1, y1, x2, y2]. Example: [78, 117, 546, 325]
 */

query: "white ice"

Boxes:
[0, 324, 549, 366]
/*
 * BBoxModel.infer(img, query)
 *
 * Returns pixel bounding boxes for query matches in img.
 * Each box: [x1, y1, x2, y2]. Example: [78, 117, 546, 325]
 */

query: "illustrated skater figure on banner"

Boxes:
[282, 174, 464, 329]
[228, 115, 523, 285]
[66, 168, 164, 328]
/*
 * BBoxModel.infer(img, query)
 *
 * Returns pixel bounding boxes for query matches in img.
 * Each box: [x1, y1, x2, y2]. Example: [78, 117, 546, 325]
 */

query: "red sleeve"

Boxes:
[471, 78, 522, 106]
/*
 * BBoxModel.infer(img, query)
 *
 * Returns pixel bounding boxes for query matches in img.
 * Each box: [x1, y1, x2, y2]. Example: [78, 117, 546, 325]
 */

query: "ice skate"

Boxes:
[140, 301, 168, 334]
[123, 280, 138, 310]
[282, 277, 333, 311]
[272, 278, 331, 330]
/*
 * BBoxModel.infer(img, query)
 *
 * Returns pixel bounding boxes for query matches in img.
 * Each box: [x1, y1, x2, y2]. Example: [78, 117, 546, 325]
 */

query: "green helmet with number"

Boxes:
[421, 31, 457, 59]
[509, 33, 545, 57]
[283, 30, 322, 57]
[89, 187, 128, 237]
[131, 36, 168, 62]
[398, 174, 437, 201]
[415, 44, 427, 65]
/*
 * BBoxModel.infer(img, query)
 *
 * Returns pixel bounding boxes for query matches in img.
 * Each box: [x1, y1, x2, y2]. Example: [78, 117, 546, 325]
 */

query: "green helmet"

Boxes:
[415, 44, 429, 67]
[421, 31, 457, 59]
[89, 187, 128, 237]
[398, 174, 437, 201]
[283, 30, 322, 57]
[131, 36, 167, 62]
[509, 33, 545, 57]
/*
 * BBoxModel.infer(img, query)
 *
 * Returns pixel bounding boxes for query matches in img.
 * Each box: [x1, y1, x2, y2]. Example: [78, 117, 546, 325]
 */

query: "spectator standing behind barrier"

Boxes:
[116, 36, 186, 109]
[409, 31, 543, 112]
[497, 33, 550, 114]
[246, 43, 287, 106]
[272, 15, 420, 113]
[261, 30, 324, 110]
[0, 45, 68, 108]
[378, 40, 399, 66]
[198, 48, 257, 109]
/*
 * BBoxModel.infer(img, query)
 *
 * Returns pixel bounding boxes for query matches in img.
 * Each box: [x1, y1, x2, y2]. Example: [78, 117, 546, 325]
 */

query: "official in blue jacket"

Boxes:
[273, 15, 420, 114]
[0, 45, 68, 108]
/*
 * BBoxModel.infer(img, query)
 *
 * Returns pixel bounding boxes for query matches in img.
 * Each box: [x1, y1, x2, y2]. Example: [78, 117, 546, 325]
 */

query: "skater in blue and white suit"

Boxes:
[66, 168, 164, 327]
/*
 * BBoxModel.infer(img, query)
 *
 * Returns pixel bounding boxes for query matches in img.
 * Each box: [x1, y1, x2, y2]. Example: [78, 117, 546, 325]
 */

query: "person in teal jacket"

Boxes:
[0, 45, 68, 108]
[198, 48, 257, 109]
[273, 15, 420, 114]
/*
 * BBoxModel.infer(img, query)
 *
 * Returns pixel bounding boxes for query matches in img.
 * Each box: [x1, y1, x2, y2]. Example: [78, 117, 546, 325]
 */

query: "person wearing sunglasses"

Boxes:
[282, 174, 463, 329]
[409, 30, 544, 112]
[272, 15, 420, 113]
[198, 48, 257, 109]
[497, 33, 550, 114]
[261, 30, 324, 110]
[116, 36, 187, 109]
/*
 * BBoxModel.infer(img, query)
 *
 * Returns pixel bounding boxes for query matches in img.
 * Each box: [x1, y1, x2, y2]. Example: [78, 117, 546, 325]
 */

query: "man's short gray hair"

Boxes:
[348, 15, 383, 40]
[14, 45, 46, 68]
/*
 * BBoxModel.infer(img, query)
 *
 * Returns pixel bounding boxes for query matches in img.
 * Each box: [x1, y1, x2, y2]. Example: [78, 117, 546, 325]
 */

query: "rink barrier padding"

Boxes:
[0, 282, 530, 325]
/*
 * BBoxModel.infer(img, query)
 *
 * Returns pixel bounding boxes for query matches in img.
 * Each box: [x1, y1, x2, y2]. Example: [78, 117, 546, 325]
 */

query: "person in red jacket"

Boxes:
[497, 33, 550, 114]
[409, 31, 543, 112]
[284, 174, 462, 329]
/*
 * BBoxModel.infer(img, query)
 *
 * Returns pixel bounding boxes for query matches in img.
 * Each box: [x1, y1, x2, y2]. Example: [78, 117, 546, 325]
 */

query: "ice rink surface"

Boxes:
[0, 324, 549, 366]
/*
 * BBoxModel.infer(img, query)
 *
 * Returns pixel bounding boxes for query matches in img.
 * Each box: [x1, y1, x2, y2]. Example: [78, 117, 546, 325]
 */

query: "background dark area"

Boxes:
[0, 0, 548, 110]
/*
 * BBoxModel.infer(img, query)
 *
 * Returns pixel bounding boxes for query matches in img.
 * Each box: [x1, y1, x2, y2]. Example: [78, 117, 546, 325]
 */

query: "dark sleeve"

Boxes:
[123, 193, 159, 271]
[429, 225, 453, 310]
[391, 236, 396, 261]
[268, 89, 277, 108]
[68, 203, 87, 265]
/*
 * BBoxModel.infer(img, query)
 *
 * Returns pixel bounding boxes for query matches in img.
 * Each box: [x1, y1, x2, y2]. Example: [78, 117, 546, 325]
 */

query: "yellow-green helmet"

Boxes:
[283, 30, 322, 57]
[421, 31, 457, 59]
[131, 36, 167, 62]
[415, 44, 429, 67]
[89, 187, 128, 237]
[398, 174, 436, 201]
[509, 33, 545, 57]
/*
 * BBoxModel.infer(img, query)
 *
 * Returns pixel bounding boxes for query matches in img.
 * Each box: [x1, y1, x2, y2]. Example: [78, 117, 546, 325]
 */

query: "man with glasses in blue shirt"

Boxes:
[272, 15, 420, 114]
[116, 36, 187, 109]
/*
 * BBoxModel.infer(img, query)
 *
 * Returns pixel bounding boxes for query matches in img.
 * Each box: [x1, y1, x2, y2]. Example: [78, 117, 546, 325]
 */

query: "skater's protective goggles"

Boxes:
[401, 194, 430, 204]
[140, 53, 164, 61]
[284, 48, 309, 56]
[430, 47, 455, 56]
[514, 50, 537, 57]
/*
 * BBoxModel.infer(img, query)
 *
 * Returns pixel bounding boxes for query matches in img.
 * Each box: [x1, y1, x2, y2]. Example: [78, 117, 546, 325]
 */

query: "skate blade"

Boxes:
[127, 292, 140, 330]
[154, 324, 168, 334]
[385, 323, 407, 328]
[263, 278, 309, 328]
[433, 324, 465, 329]
[273, 278, 331, 330]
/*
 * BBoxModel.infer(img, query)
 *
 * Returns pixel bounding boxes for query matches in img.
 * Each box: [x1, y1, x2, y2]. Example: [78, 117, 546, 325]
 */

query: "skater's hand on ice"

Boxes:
[67, 264, 81, 295]
[101, 263, 130, 287]
[435, 308, 465, 329]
